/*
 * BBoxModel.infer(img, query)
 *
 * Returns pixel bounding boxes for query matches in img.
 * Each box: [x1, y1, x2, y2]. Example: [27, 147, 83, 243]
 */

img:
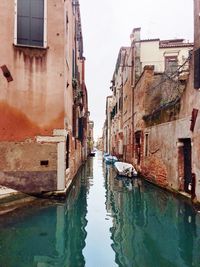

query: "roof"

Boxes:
[159, 43, 194, 48]
[139, 38, 160, 43]
[159, 39, 193, 48]
[137, 38, 193, 48]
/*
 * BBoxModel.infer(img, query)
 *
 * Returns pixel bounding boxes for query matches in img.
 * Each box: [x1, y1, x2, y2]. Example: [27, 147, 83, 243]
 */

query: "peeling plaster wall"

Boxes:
[143, 118, 191, 189]
[179, 59, 200, 200]
[0, 0, 67, 141]
[136, 61, 200, 202]
[64, 0, 75, 131]
[0, 0, 81, 193]
[0, 141, 57, 193]
[194, 0, 200, 48]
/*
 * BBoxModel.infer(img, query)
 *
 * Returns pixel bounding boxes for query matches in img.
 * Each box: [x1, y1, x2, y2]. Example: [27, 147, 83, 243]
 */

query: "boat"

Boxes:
[103, 152, 110, 160]
[114, 161, 137, 178]
[89, 151, 96, 157]
[104, 155, 118, 164]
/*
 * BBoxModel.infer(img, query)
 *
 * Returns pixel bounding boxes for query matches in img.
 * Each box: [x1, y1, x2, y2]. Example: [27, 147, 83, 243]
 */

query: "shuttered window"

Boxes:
[165, 56, 178, 74]
[78, 117, 84, 142]
[17, 0, 44, 47]
[194, 48, 200, 89]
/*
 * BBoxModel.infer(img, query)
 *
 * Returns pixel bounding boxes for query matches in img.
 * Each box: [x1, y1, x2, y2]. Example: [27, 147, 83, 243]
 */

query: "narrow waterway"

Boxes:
[0, 151, 200, 267]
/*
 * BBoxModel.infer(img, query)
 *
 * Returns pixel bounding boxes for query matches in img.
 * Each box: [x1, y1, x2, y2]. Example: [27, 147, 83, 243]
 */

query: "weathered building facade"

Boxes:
[104, 16, 200, 202]
[103, 96, 112, 154]
[135, 1, 200, 201]
[109, 48, 128, 159]
[0, 0, 89, 194]
[87, 120, 94, 155]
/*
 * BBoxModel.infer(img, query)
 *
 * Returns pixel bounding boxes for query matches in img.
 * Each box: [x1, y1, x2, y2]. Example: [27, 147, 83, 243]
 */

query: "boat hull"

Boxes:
[114, 161, 137, 178]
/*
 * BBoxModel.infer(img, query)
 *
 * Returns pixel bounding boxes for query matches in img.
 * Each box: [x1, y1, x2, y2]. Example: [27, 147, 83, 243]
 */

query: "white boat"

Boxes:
[114, 161, 137, 178]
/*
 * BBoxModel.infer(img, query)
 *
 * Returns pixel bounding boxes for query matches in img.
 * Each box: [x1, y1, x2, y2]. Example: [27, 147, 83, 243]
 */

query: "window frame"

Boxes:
[14, 0, 47, 48]
[164, 56, 178, 73]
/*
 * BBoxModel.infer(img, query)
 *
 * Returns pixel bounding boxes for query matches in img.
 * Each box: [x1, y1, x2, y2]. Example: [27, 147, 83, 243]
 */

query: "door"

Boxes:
[66, 135, 69, 169]
[183, 139, 192, 194]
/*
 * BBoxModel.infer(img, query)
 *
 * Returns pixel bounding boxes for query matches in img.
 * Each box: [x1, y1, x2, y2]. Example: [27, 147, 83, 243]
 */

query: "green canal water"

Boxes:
[0, 152, 200, 267]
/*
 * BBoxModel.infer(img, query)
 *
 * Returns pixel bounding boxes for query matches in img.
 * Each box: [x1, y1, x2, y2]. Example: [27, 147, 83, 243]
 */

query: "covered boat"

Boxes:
[114, 161, 137, 178]
[103, 152, 110, 160]
[105, 155, 118, 164]
[89, 151, 96, 157]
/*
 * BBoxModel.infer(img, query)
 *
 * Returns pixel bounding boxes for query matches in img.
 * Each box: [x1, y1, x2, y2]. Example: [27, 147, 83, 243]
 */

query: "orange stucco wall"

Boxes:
[0, 0, 70, 141]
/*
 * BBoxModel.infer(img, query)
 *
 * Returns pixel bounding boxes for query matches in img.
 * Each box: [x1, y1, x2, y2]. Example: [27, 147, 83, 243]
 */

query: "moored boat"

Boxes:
[105, 155, 118, 164]
[103, 152, 110, 160]
[89, 151, 96, 157]
[114, 161, 137, 178]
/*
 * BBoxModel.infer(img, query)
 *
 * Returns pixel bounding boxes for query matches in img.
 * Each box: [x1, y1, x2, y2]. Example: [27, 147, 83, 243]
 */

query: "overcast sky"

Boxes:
[79, 0, 193, 140]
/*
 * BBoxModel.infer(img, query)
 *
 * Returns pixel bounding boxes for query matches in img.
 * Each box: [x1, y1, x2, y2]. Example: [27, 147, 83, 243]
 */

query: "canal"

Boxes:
[0, 151, 200, 267]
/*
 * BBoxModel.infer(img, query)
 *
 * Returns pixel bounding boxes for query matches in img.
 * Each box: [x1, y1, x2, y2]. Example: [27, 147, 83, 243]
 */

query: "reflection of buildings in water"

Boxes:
[109, 178, 147, 266]
[0, 162, 89, 267]
[34, 199, 87, 266]
[87, 157, 94, 178]
[104, 163, 119, 214]
[107, 175, 200, 267]
[178, 201, 197, 267]
[34, 205, 66, 266]
[63, 183, 87, 267]
[35, 174, 88, 266]
[84, 158, 94, 189]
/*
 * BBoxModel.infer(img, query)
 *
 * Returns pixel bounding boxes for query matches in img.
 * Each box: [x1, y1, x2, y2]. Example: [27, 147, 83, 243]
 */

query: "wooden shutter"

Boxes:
[194, 48, 200, 89]
[17, 0, 44, 47]
[190, 108, 198, 132]
[17, 0, 31, 45]
[30, 0, 44, 46]
[72, 105, 77, 137]
[78, 117, 84, 142]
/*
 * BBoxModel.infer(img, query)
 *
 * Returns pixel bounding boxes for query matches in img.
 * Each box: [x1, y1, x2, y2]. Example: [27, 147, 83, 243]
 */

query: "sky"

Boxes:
[79, 0, 193, 140]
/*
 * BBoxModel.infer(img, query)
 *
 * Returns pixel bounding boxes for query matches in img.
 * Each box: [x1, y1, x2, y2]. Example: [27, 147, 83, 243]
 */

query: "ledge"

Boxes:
[13, 43, 49, 50]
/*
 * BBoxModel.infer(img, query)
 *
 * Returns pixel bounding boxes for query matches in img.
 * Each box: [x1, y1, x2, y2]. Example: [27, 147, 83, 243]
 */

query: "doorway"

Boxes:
[66, 135, 70, 169]
[135, 131, 141, 165]
[179, 138, 192, 194]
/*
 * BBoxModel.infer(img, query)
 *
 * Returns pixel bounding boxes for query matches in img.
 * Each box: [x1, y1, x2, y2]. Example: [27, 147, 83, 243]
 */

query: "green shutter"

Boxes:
[17, 0, 44, 47]
[194, 48, 200, 89]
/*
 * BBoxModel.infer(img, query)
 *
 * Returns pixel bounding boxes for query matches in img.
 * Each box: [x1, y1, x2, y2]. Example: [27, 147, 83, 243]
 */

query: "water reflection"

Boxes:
[0, 159, 93, 267]
[0, 155, 200, 267]
[83, 152, 117, 267]
[104, 163, 200, 267]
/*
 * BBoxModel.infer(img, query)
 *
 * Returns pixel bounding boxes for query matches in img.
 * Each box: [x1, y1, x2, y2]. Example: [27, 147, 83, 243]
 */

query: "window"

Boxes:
[15, 0, 46, 47]
[165, 56, 178, 74]
[194, 48, 200, 89]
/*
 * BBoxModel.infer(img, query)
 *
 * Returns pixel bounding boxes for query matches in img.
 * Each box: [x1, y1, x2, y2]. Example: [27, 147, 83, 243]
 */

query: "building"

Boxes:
[87, 120, 94, 155]
[107, 30, 193, 163]
[109, 47, 128, 159]
[103, 96, 112, 154]
[0, 0, 89, 194]
[105, 21, 200, 202]
[96, 137, 103, 151]
[132, 3, 200, 202]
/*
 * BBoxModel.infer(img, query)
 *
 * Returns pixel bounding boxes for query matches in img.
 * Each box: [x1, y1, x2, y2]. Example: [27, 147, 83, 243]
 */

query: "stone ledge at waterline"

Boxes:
[0, 188, 38, 215]
[139, 173, 200, 209]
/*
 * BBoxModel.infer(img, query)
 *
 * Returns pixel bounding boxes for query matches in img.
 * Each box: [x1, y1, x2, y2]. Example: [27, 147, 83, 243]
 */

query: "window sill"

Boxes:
[13, 43, 49, 50]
